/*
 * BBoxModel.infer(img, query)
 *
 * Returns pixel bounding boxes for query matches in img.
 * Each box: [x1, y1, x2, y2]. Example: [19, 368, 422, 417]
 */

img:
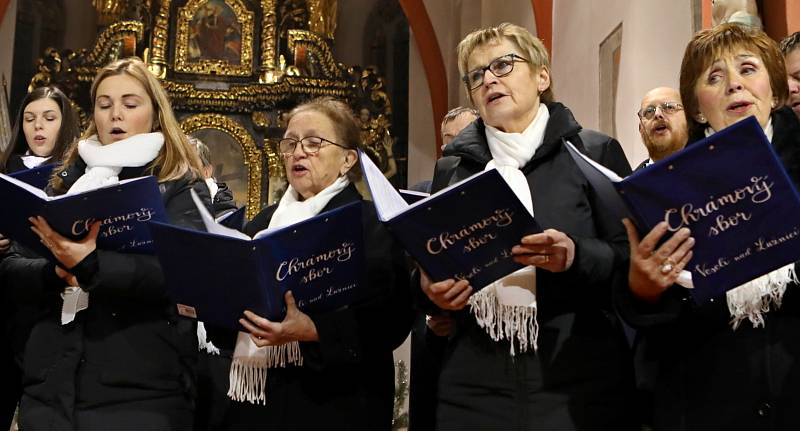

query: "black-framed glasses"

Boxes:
[279, 136, 347, 157]
[462, 53, 529, 90]
[638, 102, 683, 120]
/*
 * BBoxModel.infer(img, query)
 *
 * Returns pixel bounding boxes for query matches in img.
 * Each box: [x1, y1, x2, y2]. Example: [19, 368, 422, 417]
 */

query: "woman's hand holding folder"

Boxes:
[623, 219, 694, 303]
[29, 215, 101, 269]
[511, 229, 575, 272]
[420, 270, 473, 311]
[240, 291, 320, 347]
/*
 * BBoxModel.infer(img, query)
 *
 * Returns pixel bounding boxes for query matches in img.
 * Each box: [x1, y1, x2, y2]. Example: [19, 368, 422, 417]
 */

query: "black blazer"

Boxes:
[219, 183, 413, 431]
[2, 159, 212, 431]
[616, 107, 800, 430]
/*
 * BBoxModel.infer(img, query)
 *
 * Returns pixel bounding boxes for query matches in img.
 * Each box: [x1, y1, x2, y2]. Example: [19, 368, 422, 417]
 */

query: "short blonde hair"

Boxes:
[51, 58, 203, 192]
[456, 23, 553, 104]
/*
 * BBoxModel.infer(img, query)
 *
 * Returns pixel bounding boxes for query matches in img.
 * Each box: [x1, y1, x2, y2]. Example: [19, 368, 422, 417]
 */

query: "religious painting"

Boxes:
[192, 128, 249, 206]
[181, 114, 263, 220]
[175, 0, 255, 76]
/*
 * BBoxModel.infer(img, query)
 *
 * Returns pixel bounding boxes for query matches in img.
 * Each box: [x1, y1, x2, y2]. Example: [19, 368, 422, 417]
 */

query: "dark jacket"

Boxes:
[4, 154, 50, 174]
[616, 107, 800, 431]
[425, 102, 636, 431]
[212, 182, 237, 218]
[0, 155, 56, 430]
[3, 158, 212, 431]
[217, 183, 413, 431]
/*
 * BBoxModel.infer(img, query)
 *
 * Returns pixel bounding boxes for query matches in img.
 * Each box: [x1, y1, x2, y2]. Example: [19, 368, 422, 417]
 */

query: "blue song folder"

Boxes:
[566, 116, 800, 304]
[216, 205, 246, 230]
[149, 191, 366, 330]
[0, 174, 167, 257]
[8, 163, 55, 189]
[360, 150, 542, 290]
[398, 189, 429, 204]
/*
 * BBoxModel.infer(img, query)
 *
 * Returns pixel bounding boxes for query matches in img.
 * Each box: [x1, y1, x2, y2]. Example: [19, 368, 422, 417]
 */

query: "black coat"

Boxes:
[616, 107, 800, 430]
[424, 102, 636, 431]
[217, 183, 413, 431]
[3, 154, 51, 174]
[0, 155, 56, 430]
[3, 158, 212, 431]
[212, 182, 237, 218]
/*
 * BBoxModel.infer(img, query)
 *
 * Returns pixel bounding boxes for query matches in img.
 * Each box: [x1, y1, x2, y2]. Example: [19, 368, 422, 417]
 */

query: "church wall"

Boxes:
[551, 0, 693, 167]
[406, 0, 536, 186]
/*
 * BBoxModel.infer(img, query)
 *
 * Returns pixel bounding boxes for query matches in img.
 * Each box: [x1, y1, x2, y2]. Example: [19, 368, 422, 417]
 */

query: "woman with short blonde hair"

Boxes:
[420, 23, 635, 430]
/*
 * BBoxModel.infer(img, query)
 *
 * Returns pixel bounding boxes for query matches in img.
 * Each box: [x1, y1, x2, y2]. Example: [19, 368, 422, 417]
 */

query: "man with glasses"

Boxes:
[635, 87, 688, 170]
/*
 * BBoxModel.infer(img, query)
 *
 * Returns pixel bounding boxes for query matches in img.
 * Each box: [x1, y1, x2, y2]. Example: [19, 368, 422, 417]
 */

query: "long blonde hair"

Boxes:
[51, 57, 202, 192]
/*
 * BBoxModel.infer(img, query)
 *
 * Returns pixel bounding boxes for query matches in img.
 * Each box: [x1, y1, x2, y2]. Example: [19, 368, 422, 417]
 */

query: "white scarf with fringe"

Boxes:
[469, 104, 548, 355]
[60, 133, 164, 325]
[228, 176, 350, 404]
[682, 120, 796, 329]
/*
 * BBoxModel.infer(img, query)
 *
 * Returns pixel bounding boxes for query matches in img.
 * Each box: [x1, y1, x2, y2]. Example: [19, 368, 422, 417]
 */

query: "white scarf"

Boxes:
[468, 104, 548, 355]
[691, 120, 796, 329]
[60, 133, 165, 325]
[21, 152, 50, 169]
[67, 133, 164, 195]
[228, 176, 350, 404]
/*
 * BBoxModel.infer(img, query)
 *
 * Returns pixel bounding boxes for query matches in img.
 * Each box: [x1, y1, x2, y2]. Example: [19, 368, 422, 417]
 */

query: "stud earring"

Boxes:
[696, 114, 706, 123]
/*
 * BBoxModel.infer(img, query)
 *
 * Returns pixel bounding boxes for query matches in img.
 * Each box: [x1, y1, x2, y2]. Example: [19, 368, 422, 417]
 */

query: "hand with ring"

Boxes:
[623, 219, 695, 303]
[29, 216, 101, 269]
[511, 229, 574, 272]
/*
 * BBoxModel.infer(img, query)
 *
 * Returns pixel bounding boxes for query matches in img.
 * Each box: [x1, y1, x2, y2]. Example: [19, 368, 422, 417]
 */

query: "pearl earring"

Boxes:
[696, 114, 706, 123]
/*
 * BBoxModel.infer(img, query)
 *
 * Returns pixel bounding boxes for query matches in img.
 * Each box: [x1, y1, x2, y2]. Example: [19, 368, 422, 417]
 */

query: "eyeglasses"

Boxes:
[638, 102, 684, 120]
[279, 136, 347, 157]
[462, 53, 529, 91]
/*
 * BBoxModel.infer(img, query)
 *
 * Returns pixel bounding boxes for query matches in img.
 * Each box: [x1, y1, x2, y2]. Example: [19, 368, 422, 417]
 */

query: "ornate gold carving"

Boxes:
[174, 0, 254, 77]
[30, 0, 399, 210]
[148, 0, 172, 78]
[93, 0, 125, 26]
[162, 77, 350, 112]
[181, 114, 263, 220]
[27, 21, 145, 127]
[286, 29, 343, 78]
[83, 21, 144, 66]
[251, 111, 270, 128]
[263, 137, 286, 206]
[260, 0, 279, 83]
[307, 0, 337, 39]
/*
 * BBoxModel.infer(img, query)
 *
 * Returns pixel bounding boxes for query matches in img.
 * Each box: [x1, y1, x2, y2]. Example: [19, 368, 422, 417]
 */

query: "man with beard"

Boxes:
[635, 87, 688, 170]
[780, 32, 800, 120]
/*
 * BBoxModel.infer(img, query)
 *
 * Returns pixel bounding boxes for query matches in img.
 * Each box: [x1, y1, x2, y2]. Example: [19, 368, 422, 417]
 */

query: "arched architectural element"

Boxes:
[398, 0, 447, 155]
[531, 0, 552, 57]
[0, 0, 10, 24]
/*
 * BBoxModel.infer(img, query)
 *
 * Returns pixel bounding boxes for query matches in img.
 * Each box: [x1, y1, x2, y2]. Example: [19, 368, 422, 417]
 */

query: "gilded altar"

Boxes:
[31, 0, 396, 220]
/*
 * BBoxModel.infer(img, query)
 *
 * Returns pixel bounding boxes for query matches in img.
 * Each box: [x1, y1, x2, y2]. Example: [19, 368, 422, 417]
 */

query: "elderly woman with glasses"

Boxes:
[618, 24, 800, 429]
[207, 97, 412, 431]
[417, 23, 636, 430]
